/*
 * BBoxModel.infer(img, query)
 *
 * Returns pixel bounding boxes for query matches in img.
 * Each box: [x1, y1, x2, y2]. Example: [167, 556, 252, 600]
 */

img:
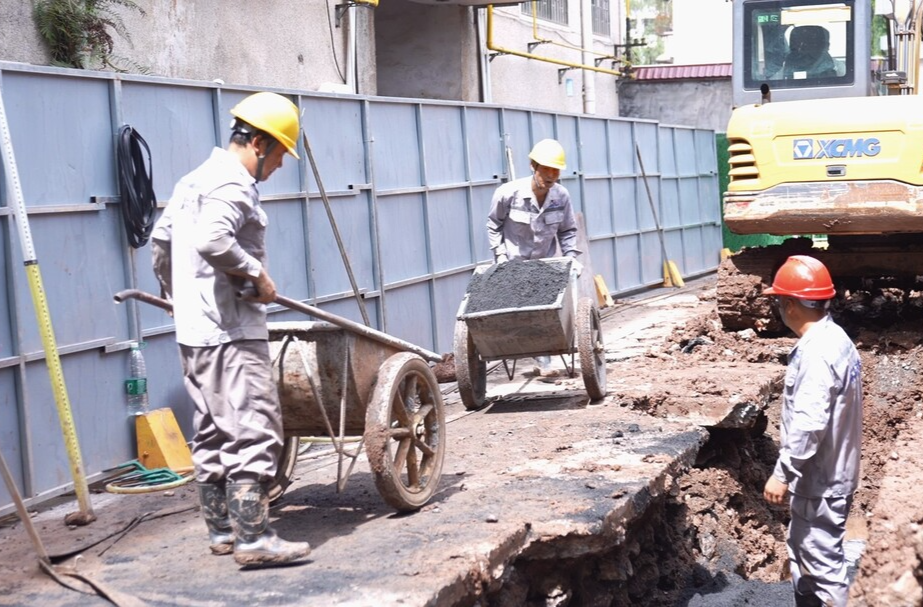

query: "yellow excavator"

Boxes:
[719, 0, 923, 332]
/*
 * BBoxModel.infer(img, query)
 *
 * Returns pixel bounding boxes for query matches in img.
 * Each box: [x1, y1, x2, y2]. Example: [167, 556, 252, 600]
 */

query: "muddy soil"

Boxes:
[642, 288, 923, 605]
[482, 284, 923, 606]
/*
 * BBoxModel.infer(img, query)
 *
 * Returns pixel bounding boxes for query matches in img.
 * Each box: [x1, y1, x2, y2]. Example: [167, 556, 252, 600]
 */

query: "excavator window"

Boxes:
[743, 1, 854, 90]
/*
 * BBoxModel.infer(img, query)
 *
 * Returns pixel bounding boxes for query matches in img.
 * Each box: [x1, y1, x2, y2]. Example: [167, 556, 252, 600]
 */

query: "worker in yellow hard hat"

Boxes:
[486, 138, 582, 375]
[150, 91, 311, 569]
[487, 138, 580, 264]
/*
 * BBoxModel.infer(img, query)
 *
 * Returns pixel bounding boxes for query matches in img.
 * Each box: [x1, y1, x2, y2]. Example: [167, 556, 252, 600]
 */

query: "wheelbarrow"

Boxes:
[114, 289, 446, 512]
[453, 257, 608, 411]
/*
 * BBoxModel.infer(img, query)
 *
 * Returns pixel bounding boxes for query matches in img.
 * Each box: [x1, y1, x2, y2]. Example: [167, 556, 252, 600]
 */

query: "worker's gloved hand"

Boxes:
[569, 257, 583, 276]
[494, 253, 509, 264]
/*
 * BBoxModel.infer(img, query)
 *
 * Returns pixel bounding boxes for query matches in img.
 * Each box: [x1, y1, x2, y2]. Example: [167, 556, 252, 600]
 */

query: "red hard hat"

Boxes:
[763, 255, 836, 300]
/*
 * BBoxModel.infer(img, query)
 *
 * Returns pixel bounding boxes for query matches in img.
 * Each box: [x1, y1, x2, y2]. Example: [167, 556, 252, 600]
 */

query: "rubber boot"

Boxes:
[197, 482, 235, 555]
[227, 483, 311, 568]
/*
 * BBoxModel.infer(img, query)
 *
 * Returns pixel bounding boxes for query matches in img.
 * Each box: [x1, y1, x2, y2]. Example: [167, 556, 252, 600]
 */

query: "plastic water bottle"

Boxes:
[125, 341, 149, 416]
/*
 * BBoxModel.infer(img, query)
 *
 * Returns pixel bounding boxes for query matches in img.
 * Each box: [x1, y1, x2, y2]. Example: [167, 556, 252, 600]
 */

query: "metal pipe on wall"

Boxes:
[528, 1, 619, 62]
[344, 0, 379, 94]
[347, 5, 357, 93]
[581, 0, 597, 114]
[477, 7, 493, 103]
[485, 5, 623, 79]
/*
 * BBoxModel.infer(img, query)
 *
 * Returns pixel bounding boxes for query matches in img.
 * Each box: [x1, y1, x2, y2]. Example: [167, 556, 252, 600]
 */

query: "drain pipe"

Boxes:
[581, 0, 597, 114]
[346, 5, 358, 93]
[345, 0, 379, 93]
[476, 8, 492, 102]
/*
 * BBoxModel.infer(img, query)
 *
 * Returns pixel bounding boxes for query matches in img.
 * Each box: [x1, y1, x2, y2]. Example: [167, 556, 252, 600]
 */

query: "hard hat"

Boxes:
[230, 92, 300, 159]
[528, 139, 566, 170]
[763, 255, 835, 300]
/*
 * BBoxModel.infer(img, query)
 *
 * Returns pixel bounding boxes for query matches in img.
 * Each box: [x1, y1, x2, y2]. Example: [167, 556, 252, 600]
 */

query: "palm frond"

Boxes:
[32, 0, 145, 71]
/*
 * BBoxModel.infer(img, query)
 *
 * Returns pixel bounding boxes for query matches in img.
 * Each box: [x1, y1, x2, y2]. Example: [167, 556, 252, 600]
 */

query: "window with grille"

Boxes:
[521, 0, 568, 26]
[592, 0, 610, 36]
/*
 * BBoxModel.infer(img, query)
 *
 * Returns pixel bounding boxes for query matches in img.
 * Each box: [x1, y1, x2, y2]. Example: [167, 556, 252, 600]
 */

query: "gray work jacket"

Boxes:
[774, 315, 862, 498]
[151, 147, 268, 347]
[486, 176, 579, 260]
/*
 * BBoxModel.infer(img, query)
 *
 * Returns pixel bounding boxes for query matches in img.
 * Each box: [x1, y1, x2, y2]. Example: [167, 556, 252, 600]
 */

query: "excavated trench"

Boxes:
[478, 297, 923, 606]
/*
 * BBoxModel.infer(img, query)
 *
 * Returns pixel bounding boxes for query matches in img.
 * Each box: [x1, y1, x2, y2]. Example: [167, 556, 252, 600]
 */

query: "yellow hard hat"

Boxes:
[528, 139, 566, 170]
[230, 92, 300, 159]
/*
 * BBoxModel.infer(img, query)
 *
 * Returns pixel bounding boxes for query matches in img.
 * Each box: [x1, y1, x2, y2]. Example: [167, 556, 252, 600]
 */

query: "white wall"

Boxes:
[376, 3, 479, 101]
[1, 1, 376, 94]
[1, 1, 629, 118]
[485, 4, 622, 117]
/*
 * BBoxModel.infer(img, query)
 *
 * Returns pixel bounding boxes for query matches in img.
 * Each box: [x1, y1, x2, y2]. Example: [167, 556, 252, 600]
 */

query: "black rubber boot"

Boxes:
[227, 483, 311, 568]
[197, 482, 235, 555]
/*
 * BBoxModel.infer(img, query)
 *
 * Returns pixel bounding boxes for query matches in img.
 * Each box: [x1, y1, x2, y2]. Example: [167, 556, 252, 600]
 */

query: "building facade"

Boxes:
[2, 1, 631, 117]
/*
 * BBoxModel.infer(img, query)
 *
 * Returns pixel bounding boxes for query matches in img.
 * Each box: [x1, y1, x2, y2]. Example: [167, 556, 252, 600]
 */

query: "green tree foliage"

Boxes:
[33, 0, 146, 71]
[871, 0, 889, 58]
[628, 0, 672, 66]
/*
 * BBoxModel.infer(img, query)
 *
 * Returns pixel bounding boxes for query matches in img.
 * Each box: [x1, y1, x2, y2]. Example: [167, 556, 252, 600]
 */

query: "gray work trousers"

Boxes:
[788, 494, 852, 607]
[179, 340, 283, 485]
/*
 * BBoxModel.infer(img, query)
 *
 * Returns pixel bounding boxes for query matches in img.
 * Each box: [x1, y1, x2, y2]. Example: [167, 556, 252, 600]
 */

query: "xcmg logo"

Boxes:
[792, 138, 881, 160]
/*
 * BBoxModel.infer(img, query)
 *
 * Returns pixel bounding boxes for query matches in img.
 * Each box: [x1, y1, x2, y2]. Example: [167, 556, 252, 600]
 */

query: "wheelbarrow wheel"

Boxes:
[365, 352, 446, 512]
[267, 435, 300, 503]
[454, 320, 486, 411]
[577, 297, 607, 401]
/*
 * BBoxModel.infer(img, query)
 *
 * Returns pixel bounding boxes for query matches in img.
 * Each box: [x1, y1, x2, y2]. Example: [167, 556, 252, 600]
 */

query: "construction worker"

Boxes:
[762, 255, 862, 607]
[486, 138, 582, 376]
[783, 25, 839, 80]
[150, 92, 311, 568]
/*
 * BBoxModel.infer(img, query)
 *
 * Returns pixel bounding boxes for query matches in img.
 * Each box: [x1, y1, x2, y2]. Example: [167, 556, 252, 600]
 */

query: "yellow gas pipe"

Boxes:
[486, 5, 624, 78]
[526, 1, 623, 64]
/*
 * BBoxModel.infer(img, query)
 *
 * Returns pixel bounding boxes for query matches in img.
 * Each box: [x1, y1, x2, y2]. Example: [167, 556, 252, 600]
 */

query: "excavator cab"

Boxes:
[732, 0, 871, 106]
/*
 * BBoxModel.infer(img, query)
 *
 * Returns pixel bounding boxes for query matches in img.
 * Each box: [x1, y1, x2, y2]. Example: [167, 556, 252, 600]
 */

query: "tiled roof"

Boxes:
[631, 63, 732, 81]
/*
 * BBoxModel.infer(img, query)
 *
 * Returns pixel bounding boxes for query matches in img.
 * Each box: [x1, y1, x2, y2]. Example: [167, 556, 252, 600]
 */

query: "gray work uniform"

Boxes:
[775, 314, 862, 607]
[151, 147, 282, 485]
[486, 176, 579, 260]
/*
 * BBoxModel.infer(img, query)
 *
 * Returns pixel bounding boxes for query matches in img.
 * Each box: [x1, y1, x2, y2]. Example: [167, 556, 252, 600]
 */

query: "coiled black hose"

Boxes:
[116, 125, 157, 248]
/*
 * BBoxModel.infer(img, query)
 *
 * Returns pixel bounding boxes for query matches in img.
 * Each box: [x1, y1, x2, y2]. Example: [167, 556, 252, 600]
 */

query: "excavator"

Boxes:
[718, 0, 923, 332]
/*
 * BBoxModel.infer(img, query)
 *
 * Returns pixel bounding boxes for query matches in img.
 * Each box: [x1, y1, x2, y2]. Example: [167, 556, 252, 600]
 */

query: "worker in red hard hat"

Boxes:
[762, 255, 862, 607]
[151, 92, 310, 569]
[486, 139, 582, 376]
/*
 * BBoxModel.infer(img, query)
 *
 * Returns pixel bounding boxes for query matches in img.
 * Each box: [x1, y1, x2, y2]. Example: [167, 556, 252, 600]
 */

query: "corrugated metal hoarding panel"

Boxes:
[0, 63, 720, 514]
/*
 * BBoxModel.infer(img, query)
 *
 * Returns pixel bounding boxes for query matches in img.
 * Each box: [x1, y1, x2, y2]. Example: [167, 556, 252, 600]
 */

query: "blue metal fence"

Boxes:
[0, 61, 720, 514]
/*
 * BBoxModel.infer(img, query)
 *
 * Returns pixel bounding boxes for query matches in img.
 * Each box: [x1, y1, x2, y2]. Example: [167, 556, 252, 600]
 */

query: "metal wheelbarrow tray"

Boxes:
[268, 319, 445, 512]
[453, 257, 607, 410]
[114, 289, 446, 513]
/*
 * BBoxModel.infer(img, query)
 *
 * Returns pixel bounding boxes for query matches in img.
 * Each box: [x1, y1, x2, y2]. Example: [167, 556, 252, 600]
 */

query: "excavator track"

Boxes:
[717, 238, 813, 334]
[718, 236, 923, 334]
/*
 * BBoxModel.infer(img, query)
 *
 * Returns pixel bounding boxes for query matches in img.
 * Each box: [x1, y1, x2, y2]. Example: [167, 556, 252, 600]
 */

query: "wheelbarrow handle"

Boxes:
[235, 288, 442, 363]
[115, 288, 443, 364]
[114, 289, 173, 313]
[271, 294, 443, 364]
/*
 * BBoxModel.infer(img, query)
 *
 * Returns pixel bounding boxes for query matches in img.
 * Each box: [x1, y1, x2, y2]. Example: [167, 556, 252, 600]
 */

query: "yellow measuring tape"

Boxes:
[0, 85, 95, 523]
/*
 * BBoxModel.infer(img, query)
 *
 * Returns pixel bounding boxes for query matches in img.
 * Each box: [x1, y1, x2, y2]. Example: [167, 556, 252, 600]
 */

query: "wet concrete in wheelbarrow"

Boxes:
[0, 276, 805, 606]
